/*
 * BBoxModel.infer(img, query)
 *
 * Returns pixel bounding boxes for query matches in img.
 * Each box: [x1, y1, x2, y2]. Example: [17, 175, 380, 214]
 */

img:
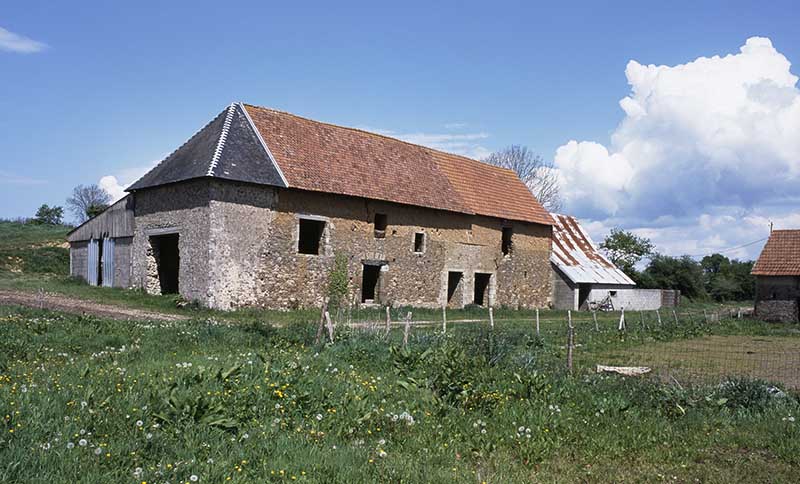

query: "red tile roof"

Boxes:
[244, 104, 553, 225]
[751, 230, 800, 276]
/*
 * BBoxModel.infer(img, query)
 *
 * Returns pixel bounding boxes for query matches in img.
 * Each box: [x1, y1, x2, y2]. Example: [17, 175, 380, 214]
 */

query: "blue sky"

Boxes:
[2, 1, 800, 260]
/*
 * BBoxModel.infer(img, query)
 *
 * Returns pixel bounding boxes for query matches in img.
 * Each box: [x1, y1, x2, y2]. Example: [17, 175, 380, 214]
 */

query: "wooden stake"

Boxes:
[567, 310, 574, 374]
[703, 309, 708, 324]
[442, 305, 447, 333]
[640, 311, 645, 331]
[325, 311, 334, 343]
[489, 307, 494, 330]
[402, 311, 412, 348]
[592, 310, 599, 332]
[618, 308, 626, 332]
[672, 309, 679, 326]
[314, 300, 328, 345]
[656, 309, 662, 327]
[535, 308, 540, 337]
[385, 306, 391, 337]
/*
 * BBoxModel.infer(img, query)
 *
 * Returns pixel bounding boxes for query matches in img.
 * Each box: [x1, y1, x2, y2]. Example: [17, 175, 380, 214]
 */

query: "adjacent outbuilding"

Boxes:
[550, 214, 672, 311]
[752, 229, 800, 323]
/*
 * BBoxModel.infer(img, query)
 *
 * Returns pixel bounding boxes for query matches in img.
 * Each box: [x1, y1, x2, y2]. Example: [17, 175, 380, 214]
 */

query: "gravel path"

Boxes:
[0, 289, 188, 321]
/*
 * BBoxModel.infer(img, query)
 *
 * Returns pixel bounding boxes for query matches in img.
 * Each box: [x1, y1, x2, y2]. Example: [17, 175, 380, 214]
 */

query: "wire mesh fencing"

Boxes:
[318, 304, 800, 389]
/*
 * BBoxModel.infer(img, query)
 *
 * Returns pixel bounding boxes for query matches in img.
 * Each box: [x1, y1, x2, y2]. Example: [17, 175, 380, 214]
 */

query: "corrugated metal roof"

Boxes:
[550, 213, 635, 285]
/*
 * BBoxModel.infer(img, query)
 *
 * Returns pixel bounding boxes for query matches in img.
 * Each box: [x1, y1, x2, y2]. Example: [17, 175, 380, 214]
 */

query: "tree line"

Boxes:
[600, 229, 755, 302]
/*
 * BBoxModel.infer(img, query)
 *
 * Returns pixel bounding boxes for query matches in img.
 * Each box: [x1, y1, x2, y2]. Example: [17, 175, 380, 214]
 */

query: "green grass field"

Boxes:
[1, 305, 799, 483]
[2, 220, 800, 482]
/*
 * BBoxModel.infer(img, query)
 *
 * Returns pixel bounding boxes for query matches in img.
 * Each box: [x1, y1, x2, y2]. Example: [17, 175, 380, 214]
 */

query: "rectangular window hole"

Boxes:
[414, 232, 425, 253]
[502, 227, 513, 255]
[374, 213, 388, 238]
[298, 219, 325, 255]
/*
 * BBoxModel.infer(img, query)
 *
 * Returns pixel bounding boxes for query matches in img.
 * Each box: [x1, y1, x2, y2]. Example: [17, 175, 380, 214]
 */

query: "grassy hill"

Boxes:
[0, 221, 71, 275]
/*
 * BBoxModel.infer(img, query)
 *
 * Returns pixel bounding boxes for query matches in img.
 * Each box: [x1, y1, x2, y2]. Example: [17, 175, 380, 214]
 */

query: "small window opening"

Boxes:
[413, 232, 425, 253]
[609, 290, 618, 296]
[298, 219, 325, 254]
[474, 273, 491, 306]
[361, 264, 381, 303]
[447, 271, 463, 303]
[374, 213, 388, 238]
[501, 227, 513, 255]
[150, 233, 180, 294]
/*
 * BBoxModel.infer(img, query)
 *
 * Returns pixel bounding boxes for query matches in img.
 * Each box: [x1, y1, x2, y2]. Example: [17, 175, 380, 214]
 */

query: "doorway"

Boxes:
[149, 234, 180, 294]
[474, 273, 491, 306]
[361, 264, 381, 303]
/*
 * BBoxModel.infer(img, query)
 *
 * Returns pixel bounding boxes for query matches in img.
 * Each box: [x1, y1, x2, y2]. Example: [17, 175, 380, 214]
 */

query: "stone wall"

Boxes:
[551, 265, 576, 310]
[755, 276, 799, 323]
[129, 180, 212, 303]
[204, 180, 552, 310]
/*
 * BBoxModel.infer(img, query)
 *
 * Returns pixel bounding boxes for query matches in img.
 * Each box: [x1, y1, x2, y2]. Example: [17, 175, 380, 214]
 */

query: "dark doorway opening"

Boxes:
[373, 213, 388, 238]
[151, 234, 180, 294]
[361, 264, 381, 303]
[578, 284, 591, 309]
[474, 273, 491, 306]
[298, 219, 325, 254]
[96, 237, 104, 287]
[447, 271, 463, 304]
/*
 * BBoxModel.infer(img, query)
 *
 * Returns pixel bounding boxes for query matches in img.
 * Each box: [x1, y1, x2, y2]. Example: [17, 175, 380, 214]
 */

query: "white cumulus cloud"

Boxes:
[555, 37, 800, 259]
[0, 27, 47, 53]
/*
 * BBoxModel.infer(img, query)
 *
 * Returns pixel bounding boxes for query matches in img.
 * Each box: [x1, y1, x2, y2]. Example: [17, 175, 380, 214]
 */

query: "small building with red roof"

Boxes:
[751, 229, 800, 322]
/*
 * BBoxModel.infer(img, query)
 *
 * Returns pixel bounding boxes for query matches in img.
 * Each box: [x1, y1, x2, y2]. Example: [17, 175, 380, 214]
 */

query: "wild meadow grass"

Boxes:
[1, 305, 799, 483]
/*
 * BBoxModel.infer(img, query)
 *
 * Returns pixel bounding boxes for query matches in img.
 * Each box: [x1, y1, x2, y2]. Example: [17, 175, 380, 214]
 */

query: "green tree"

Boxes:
[644, 255, 707, 300]
[599, 228, 654, 275]
[86, 203, 109, 219]
[33, 204, 64, 225]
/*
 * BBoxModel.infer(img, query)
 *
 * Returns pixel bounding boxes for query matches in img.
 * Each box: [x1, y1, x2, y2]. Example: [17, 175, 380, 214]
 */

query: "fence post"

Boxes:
[489, 307, 494, 330]
[325, 311, 335, 343]
[656, 309, 662, 327]
[592, 310, 599, 332]
[640, 311, 645, 331]
[618, 308, 626, 332]
[703, 309, 709, 325]
[566, 310, 574, 374]
[442, 305, 447, 334]
[672, 309, 679, 326]
[535, 308, 540, 337]
[402, 311, 412, 348]
[315, 299, 328, 345]
[385, 306, 391, 337]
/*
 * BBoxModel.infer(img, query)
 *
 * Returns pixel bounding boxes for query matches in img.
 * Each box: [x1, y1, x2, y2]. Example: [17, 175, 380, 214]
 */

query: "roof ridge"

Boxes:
[207, 103, 237, 177]
[241, 103, 518, 175]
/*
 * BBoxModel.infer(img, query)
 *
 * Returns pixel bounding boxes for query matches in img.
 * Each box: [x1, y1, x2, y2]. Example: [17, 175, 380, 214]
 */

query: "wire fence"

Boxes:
[316, 305, 800, 390]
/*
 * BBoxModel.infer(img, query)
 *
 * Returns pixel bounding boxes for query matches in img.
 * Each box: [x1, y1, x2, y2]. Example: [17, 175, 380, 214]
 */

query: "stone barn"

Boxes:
[752, 229, 800, 323]
[68, 102, 554, 310]
[550, 214, 665, 311]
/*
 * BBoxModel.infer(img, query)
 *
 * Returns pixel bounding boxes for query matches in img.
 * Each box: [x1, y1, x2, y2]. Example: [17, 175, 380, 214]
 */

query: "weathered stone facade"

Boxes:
[755, 275, 799, 323]
[128, 179, 552, 310]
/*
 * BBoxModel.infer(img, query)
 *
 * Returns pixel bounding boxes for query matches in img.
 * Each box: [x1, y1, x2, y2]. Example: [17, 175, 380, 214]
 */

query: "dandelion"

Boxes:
[136, 420, 144, 427]
[41, 442, 51, 450]
[81, 401, 88, 409]
[67, 442, 75, 449]
[146, 433, 153, 440]
[377, 449, 387, 458]
[242, 433, 250, 439]
[190, 475, 199, 482]
[79, 439, 88, 447]
[315, 414, 323, 421]
[94, 447, 102, 455]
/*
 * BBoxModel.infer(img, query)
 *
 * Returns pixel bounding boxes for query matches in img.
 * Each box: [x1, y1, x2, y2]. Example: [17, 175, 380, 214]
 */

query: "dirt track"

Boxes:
[0, 289, 188, 321]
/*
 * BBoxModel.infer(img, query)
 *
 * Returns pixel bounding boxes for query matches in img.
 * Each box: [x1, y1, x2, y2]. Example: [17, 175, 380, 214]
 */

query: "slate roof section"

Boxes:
[751, 230, 800, 276]
[550, 213, 635, 285]
[128, 104, 286, 191]
[128, 102, 552, 226]
[243, 104, 553, 225]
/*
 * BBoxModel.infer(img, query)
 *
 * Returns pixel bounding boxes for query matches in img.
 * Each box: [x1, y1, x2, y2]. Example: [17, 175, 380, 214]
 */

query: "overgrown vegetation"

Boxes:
[1, 305, 798, 483]
[0, 221, 70, 275]
[327, 253, 350, 310]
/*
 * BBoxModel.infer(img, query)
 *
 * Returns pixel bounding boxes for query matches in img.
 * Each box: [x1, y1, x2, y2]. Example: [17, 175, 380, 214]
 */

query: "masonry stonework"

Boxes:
[198, 181, 552, 310]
